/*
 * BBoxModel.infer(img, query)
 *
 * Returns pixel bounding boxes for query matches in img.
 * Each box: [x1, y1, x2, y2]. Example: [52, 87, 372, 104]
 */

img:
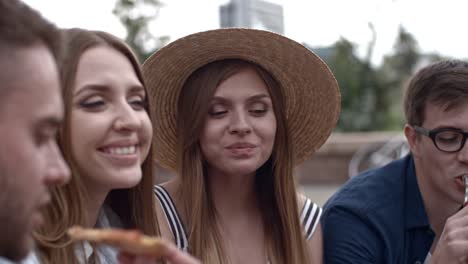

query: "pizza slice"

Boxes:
[67, 226, 168, 258]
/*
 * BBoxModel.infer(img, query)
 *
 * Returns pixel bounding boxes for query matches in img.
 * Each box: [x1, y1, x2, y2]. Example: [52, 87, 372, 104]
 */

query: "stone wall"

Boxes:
[296, 131, 404, 185]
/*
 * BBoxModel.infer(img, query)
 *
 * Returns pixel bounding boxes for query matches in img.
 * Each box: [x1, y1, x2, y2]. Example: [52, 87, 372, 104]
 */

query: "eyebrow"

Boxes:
[432, 125, 465, 131]
[128, 85, 146, 94]
[74, 84, 145, 97]
[211, 94, 271, 103]
[37, 116, 63, 130]
[246, 94, 270, 102]
[74, 84, 109, 97]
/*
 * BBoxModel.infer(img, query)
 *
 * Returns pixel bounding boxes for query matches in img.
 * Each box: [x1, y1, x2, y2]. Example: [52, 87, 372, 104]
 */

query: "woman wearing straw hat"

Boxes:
[143, 28, 341, 263]
[26, 28, 198, 264]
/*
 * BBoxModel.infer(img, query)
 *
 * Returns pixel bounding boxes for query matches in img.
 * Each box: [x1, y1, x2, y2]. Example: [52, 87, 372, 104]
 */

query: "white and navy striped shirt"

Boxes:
[154, 185, 322, 251]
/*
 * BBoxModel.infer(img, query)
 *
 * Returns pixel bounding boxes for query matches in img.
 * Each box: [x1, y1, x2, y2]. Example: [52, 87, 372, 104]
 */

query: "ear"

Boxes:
[404, 124, 420, 156]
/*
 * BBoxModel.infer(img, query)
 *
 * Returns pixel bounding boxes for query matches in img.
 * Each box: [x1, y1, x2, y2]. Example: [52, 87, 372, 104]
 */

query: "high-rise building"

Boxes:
[220, 0, 284, 35]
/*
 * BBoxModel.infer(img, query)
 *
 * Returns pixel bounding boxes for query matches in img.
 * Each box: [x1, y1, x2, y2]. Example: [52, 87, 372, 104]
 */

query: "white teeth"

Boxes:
[105, 145, 136, 155]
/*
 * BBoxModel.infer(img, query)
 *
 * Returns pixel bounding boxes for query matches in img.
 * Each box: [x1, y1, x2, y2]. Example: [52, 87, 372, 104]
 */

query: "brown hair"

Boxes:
[0, 0, 61, 97]
[404, 59, 468, 126]
[33, 28, 159, 264]
[177, 59, 309, 263]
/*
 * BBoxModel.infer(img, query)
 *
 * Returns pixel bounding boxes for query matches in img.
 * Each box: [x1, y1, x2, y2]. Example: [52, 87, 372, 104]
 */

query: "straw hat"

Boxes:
[143, 28, 341, 170]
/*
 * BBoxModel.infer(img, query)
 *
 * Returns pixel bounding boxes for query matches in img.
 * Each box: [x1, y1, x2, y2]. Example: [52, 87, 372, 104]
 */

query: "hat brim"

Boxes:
[143, 28, 341, 170]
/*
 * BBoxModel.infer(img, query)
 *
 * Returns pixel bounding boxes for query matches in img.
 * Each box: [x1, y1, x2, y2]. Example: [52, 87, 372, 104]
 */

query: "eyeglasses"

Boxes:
[413, 126, 468, 153]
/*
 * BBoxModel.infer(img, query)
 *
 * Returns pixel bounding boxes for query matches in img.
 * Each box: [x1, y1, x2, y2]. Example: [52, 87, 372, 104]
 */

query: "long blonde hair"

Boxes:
[176, 59, 309, 263]
[33, 28, 160, 264]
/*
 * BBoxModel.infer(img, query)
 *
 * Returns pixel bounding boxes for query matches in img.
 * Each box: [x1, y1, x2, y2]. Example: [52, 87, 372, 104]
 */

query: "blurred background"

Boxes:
[24, 0, 467, 206]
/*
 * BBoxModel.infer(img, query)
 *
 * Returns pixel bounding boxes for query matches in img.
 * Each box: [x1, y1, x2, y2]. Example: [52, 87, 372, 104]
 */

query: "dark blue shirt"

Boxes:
[322, 155, 435, 264]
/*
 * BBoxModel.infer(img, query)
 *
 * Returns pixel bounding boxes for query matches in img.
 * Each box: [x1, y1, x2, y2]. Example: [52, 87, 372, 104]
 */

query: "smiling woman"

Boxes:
[26, 28, 160, 264]
[70, 46, 152, 194]
[198, 66, 277, 178]
[143, 28, 341, 263]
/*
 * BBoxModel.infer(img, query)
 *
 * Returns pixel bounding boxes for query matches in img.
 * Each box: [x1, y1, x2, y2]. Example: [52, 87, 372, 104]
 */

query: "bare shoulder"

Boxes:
[159, 179, 179, 197]
[297, 192, 309, 210]
[306, 223, 323, 264]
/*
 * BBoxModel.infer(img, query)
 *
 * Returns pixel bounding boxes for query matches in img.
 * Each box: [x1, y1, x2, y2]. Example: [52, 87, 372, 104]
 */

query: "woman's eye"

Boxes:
[249, 103, 268, 116]
[250, 108, 267, 114]
[79, 99, 105, 109]
[129, 97, 147, 110]
[208, 105, 228, 118]
[208, 110, 228, 117]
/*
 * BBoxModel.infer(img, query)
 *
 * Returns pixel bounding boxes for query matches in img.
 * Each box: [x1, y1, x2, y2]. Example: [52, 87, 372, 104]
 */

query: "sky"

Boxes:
[23, 0, 468, 65]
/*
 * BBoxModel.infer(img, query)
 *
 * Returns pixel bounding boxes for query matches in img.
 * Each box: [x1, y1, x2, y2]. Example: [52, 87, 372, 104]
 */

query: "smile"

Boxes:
[100, 145, 137, 155]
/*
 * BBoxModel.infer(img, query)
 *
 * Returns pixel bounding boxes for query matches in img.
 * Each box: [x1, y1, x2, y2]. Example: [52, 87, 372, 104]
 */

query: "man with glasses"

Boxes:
[322, 60, 468, 264]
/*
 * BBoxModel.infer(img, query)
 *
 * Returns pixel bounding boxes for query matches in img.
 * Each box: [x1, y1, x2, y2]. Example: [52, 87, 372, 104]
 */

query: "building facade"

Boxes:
[220, 0, 284, 34]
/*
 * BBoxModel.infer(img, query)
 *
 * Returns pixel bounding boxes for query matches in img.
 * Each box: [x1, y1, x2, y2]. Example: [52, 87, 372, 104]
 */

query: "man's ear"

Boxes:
[404, 124, 419, 156]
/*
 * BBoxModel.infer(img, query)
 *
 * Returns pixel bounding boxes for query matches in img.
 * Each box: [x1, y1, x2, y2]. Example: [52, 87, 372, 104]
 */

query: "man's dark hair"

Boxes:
[0, 0, 62, 99]
[0, 0, 61, 61]
[404, 59, 468, 126]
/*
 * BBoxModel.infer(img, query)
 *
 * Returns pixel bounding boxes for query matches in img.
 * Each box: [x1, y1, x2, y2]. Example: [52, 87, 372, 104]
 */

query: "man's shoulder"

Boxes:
[324, 156, 410, 216]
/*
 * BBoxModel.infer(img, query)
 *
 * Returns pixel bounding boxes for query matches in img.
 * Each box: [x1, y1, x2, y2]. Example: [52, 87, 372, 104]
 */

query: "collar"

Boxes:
[405, 154, 432, 230]
[96, 203, 124, 229]
[77, 204, 122, 262]
[0, 257, 14, 264]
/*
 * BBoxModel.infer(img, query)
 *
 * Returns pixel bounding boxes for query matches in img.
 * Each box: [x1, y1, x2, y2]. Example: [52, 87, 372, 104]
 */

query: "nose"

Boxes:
[113, 102, 141, 131]
[228, 110, 251, 136]
[44, 141, 70, 186]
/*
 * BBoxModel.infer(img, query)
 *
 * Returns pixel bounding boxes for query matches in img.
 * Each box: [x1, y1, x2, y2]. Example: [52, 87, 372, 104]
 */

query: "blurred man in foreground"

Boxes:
[0, 0, 70, 262]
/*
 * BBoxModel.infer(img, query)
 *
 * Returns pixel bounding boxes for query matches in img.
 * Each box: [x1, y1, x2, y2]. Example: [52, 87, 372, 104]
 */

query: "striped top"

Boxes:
[154, 185, 322, 251]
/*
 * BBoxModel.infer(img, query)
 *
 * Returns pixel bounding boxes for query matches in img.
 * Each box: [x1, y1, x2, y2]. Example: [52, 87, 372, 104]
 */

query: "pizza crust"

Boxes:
[67, 226, 168, 258]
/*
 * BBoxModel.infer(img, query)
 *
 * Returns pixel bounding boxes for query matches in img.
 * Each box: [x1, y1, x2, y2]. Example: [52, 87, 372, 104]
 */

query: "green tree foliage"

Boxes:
[375, 26, 420, 129]
[328, 38, 379, 131]
[113, 0, 168, 63]
[318, 26, 447, 132]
